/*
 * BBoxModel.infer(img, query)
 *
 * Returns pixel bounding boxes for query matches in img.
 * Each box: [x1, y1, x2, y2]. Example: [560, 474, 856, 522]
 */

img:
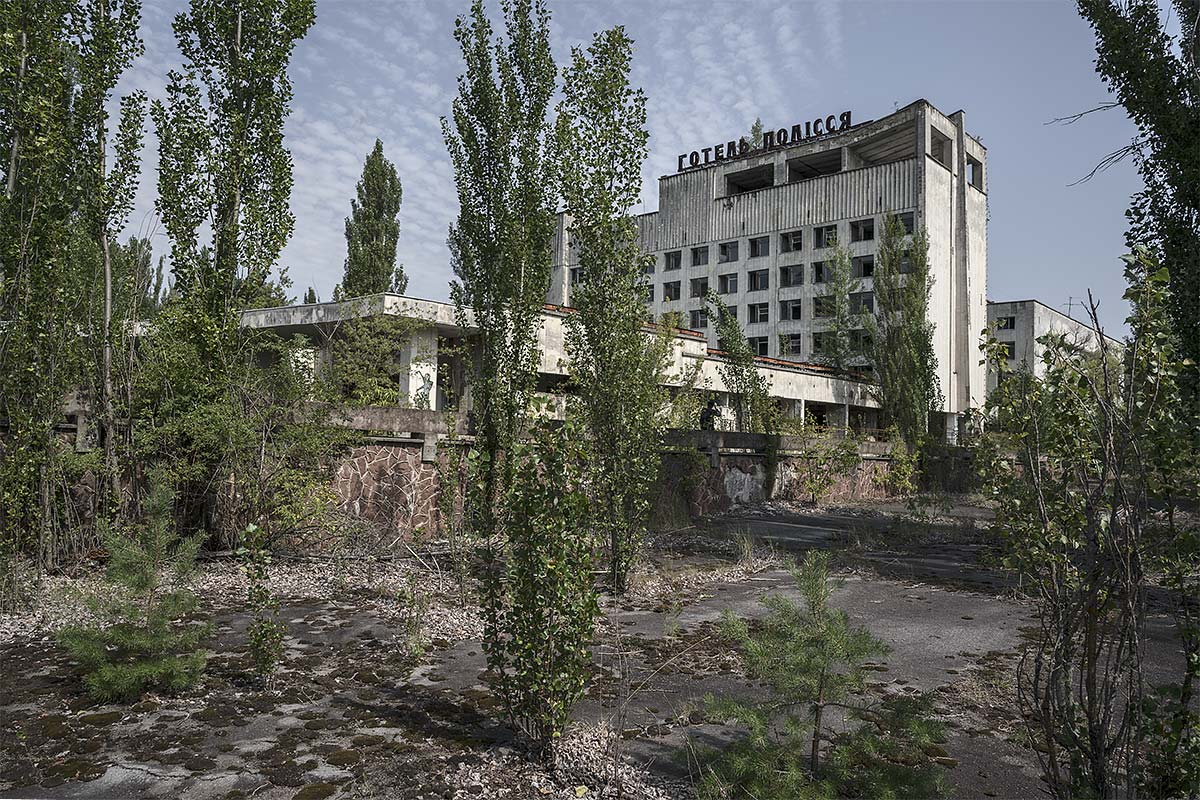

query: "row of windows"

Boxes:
[649, 213, 914, 274]
[684, 292, 875, 328]
[577, 255, 900, 294]
[699, 330, 874, 358]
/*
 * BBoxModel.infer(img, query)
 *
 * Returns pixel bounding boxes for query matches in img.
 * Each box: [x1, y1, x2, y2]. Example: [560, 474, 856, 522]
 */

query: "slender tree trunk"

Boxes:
[99, 97, 119, 510]
[6, 31, 27, 200]
[811, 670, 826, 777]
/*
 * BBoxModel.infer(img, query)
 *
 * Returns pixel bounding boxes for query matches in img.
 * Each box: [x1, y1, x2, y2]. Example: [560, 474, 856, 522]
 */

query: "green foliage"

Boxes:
[480, 410, 599, 761]
[1077, 0, 1199, 404]
[152, 0, 315, 312]
[556, 26, 667, 592]
[815, 240, 863, 374]
[342, 138, 406, 297]
[708, 290, 775, 433]
[867, 214, 941, 450]
[698, 552, 946, 798]
[790, 430, 860, 505]
[978, 248, 1199, 798]
[59, 479, 210, 701]
[322, 310, 429, 407]
[237, 523, 285, 678]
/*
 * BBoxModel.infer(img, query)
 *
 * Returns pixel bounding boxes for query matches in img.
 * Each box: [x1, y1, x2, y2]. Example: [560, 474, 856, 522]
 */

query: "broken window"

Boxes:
[996, 315, 1016, 331]
[748, 269, 769, 291]
[664, 250, 682, 271]
[785, 333, 804, 355]
[850, 218, 874, 242]
[930, 127, 952, 167]
[718, 240, 739, 263]
[814, 295, 835, 317]
[749, 236, 769, 258]
[780, 230, 803, 252]
[850, 291, 874, 314]
[897, 211, 915, 235]
[717, 273, 738, 294]
[690, 277, 709, 298]
[748, 302, 769, 324]
[569, 267, 581, 286]
[725, 164, 775, 195]
[691, 246, 709, 267]
[689, 309, 708, 330]
[967, 155, 983, 190]
[780, 299, 803, 321]
[812, 261, 828, 284]
[663, 281, 681, 301]
[814, 224, 838, 249]
[644, 284, 655, 303]
[779, 264, 803, 288]
[852, 255, 875, 279]
[748, 336, 769, 357]
[1003, 342, 1017, 360]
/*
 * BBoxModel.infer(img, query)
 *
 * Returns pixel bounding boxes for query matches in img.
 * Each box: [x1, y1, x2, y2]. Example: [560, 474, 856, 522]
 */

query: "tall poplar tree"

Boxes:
[817, 240, 862, 374]
[0, 0, 122, 566]
[75, 0, 147, 511]
[1076, 0, 1199, 407]
[152, 0, 315, 316]
[867, 214, 941, 448]
[342, 138, 405, 297]
[557, 27, 668, 592]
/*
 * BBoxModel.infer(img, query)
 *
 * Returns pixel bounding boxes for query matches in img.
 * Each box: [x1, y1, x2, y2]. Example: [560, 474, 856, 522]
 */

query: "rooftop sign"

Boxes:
[676, 111, 853, 172]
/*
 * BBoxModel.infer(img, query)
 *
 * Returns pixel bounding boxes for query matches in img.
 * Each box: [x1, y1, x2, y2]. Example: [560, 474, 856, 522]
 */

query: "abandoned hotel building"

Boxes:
[245, 99, 1071, 441]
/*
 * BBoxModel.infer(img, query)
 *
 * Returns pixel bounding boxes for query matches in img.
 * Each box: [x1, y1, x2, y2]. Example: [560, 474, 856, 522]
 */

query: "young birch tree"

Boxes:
[867, 214, 940, 449]
[557, 26, 667, 593]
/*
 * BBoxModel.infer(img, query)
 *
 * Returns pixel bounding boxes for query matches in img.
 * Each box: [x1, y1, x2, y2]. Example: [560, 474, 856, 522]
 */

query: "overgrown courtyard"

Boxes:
[4, 498, 1186, 799]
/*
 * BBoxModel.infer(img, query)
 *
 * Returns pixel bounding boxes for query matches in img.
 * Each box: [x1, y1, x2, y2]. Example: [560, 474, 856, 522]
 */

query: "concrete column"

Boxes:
[400, 328, 439, 410]
[835, 402, 850, 431]
[798, 398, 806, 426]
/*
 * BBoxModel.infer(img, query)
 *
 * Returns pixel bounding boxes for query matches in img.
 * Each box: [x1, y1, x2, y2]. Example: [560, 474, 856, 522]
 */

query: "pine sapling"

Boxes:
[59, 479, 210, 702]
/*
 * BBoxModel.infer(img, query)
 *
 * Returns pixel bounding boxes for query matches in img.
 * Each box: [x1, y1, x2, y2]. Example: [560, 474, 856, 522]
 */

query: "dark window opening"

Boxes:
[852, 255, 875, 279]
[569, 267, 581, 286]
[814, 224, 838, 249]
[748, 336, 769, 357]
[726, 163, 775, 195]
[814, 295, 834, 317]
[690, 277, 709, 298]
[663, 281, 681, 301]
[850, 218, 874, 242]
[717, 273, 738, 294]
[785, 333, 804, 355]
[689, 309, 708, 330]
[997, 315, 1016, 331]
[780, 299, 803, 321]
[785, 149, 842, 182]
[718, 240, 739, 263]
[779, 264, 803, 288]
[749, 236, 769, 258]
[812, 261, 828, 284]
[780, 230, 803, 252]
[665, 250, 682, 271]
[1003, 342, 1017, 360]
[967, 155, 983, 190]
[850, 291, 874, 314]
[691, 246, 709, 267]
[748, 302, 769, 324]
[930, 128, 952, 167]
[748, 269, 769, 292]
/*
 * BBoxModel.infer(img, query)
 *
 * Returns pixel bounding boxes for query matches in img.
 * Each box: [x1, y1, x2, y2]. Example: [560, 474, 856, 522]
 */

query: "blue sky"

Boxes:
[120, 0, 1149, 334]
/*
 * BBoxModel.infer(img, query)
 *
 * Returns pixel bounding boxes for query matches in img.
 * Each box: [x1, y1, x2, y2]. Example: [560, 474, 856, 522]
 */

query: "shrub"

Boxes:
[238, 523, 285, 679]
[59, 479, 210, 702]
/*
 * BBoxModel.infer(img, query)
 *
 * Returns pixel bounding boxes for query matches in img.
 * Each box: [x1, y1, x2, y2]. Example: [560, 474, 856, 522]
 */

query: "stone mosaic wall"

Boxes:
[331, 442, 894, 541]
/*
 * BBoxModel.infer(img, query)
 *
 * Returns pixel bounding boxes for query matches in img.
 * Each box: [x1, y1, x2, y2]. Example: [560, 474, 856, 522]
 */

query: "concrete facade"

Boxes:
[240, 293, 882, 431]
[985, 299, 1118, 392]
[548, 99, 988, 436]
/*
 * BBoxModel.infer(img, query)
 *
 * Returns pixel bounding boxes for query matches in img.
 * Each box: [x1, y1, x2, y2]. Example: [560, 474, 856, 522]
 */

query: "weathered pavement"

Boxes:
[3, 505, 1184, 799]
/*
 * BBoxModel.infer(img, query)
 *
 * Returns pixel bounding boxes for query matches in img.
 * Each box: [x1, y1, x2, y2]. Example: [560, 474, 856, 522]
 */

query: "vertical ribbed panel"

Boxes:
[654, 159, 916, 249]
